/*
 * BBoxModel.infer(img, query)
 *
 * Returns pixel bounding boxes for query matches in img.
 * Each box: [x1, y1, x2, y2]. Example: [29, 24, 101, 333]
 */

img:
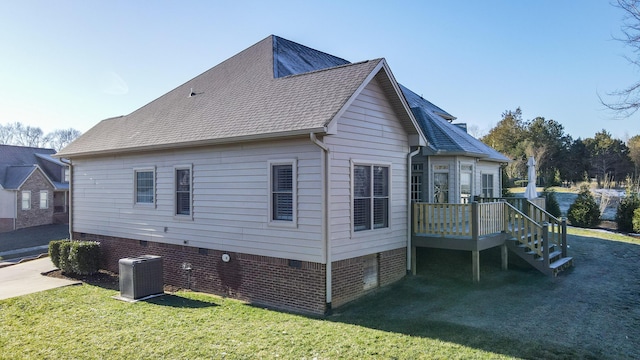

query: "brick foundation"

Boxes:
[0, 218, 13, 233]
[332, 248, 406, 308]
[75, 232, 406, 315]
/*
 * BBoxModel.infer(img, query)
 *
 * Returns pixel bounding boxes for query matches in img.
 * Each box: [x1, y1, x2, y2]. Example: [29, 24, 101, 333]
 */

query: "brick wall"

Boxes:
[0, 218, 13, 232]
[73, 232, 406, 314]
[75, 232, 328, 315]
[331, 248, 406, 308]
[16, 171, 54, 229]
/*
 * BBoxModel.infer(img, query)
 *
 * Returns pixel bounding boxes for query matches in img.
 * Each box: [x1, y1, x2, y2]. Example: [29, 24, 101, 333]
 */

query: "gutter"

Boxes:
[407, 146, 421, 274]
[58, 158, 73, 240]
[310, 132, 332, 313]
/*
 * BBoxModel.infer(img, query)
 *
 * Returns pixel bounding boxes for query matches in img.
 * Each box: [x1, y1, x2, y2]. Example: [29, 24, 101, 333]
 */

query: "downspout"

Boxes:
[59, 158, 73, 240]
[407, 146, 421, 274]
[13, 191, 17, 230]
[310, 132, 331, 313]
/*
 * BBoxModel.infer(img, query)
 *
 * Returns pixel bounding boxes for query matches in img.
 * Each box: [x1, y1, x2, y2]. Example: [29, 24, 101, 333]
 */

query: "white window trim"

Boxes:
[268, 159, 297, 228]
[21, 190, 31, 210]
[133, 167, 156, 208]
[39, 190, 49, 209]
[350, 159, 392, 237]
[460, 162, 473, 204]
[431, 161, 451, 203]
[482, 172, 496, 198]
[174, 164, 193, 220]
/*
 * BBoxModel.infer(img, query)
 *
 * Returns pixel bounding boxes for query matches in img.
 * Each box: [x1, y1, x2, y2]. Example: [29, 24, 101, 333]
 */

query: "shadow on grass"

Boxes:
[146, 293, 218, 309]
[328, 247, 603, 360]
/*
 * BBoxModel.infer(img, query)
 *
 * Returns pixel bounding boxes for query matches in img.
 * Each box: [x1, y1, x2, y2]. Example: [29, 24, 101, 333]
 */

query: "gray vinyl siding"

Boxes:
[72, 139, 324, 262]
[326, 77, 410, 261]
[0, 190, 14, 218]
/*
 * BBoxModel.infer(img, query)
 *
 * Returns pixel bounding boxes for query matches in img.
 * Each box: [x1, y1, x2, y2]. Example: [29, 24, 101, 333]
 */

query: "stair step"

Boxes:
[550, 256, 573, 270]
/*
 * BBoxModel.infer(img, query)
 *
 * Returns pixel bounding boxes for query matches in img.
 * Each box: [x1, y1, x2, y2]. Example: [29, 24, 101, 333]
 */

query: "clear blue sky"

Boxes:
[0, 1, 637, 141]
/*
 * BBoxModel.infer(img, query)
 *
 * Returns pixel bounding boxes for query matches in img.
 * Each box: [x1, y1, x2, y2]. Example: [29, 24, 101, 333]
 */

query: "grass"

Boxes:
[0, 286, 512, 359]
[567, 225, 640, 244]
[1, 227, 639, 359]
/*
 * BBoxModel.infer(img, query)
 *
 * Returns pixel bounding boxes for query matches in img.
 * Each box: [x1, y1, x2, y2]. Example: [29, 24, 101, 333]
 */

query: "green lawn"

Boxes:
[0, 285, 512, 359]
[1, 228, 639, 359]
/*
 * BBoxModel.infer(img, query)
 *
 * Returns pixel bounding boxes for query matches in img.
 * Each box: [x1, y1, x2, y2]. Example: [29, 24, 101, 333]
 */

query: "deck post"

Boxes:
[561, 217, 567, 257]
[471, 202, 479, 241]
[472, 250, 480, 283]
[411, 246, 417, 275]
[542, 222, 550, 266]
[501, 244, 508, 270]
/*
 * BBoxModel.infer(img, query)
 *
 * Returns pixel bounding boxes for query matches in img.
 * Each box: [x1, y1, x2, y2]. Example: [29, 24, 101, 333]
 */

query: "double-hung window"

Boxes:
[39, 190, 49, 209]
[175, 166, 192, 217]
[269, 160, 296, 225]
[21, 191, 31, 210]
[134, 168, 155, 205]
[482, 173, 495, 198]
[353, 163, 389, 232]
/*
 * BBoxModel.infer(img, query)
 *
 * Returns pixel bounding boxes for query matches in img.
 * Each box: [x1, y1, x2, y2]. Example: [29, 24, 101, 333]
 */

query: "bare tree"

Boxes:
[0, 122, 16, 144]
[0, 122, 81, 150]
[47, 128, 81, 151]
[603, 0, 640, 116]
[12, 123, 48, 147]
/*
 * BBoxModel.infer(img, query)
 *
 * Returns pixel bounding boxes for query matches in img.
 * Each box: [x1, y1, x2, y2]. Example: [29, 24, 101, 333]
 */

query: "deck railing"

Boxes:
[413, 202, 507, 238]
[413, 199, 567, 263]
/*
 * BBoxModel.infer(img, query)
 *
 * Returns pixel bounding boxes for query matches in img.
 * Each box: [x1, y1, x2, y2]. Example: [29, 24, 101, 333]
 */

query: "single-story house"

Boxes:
[0, 145, 69, 232]
[57, 35, 509, 314]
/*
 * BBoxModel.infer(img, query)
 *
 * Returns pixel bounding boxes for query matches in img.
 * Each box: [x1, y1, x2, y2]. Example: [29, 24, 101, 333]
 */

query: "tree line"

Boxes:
[481, 108, 640, 187]
[0, 122, 81, 152]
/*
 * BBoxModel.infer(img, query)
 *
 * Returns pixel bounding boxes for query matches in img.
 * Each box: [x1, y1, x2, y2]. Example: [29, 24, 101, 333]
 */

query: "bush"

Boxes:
[69, 241, 101, 275]
[58, 241, 73, 273]
[634, 207, 640, 233]
[616, 193, 640, 232]
[48, 239, 68, 268]
[48, 239, 100, 275]
[543, 189, 562, 218]
[567, 185, 600, 228]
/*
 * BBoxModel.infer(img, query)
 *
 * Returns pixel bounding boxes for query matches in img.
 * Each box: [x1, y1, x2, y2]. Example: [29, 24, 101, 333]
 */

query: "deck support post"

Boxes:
[501, 244, 508, 270]
[472, 250, 480, 283]
[561, 217, 567, 257]
[411, 246, 417, 275]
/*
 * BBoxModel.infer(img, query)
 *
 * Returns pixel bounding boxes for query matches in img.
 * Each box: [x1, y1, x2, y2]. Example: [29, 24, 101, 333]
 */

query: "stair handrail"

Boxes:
[526, 200, 568, 257]
[503, 201, 545, 257]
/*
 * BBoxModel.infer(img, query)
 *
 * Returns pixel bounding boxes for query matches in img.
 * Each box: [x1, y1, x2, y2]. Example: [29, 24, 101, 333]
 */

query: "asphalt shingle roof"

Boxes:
[0, 145, 62, 189]
[58, 36, 392, 157]
[57, 35, 507, 163]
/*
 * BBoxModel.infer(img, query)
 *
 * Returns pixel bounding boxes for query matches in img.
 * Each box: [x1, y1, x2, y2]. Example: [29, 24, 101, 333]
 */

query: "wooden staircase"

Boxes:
[503, 201, 573, 277]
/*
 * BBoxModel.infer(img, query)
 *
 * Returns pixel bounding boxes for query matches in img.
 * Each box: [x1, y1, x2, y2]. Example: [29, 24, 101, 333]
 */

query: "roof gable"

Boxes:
[0, 145, 63, 188]
[59, 36, 424, 157]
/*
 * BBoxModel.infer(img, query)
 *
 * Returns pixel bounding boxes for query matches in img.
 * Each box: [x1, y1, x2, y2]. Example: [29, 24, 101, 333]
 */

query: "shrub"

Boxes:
[58, 241, 73, 273]
[634, 207, 640, 233]
[616, 193, 640, 232]
[49, 239, 100, 275]
[567, 185, 600, 228]
[69, 241, 101, 275]
[48, 239, 69, 269]
[543, 189, 562, 218]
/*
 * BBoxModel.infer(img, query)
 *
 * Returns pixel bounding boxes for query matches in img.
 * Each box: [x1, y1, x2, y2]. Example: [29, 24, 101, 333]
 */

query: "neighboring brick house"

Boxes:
[0, 145, 69, 232]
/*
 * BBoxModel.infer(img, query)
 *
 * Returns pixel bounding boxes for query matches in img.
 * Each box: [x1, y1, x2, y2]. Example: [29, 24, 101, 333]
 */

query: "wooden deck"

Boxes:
[412, 199, 569, 281]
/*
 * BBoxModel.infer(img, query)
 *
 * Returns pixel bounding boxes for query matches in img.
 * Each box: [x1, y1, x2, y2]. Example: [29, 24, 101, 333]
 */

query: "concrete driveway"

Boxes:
[0, 257, 80, 300]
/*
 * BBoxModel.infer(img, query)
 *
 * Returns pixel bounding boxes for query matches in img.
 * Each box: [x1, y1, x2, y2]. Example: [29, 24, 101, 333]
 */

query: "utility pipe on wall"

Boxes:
[407, 147, 421, 274]
[310, 132, 332, 312]
[59, 158, 73, 240]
